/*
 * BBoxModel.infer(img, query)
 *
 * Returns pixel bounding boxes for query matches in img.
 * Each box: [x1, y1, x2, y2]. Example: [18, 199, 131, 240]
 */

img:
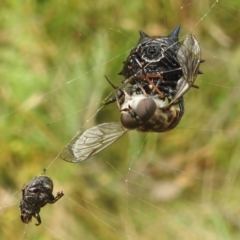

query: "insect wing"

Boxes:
[61, 122, 128, 162]
[169, 34, 201, 105]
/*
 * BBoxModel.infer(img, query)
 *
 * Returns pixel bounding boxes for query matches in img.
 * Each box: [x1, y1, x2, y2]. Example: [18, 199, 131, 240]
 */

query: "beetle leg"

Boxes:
[34, 212, 41, 226]
[48, 191, 64, 204]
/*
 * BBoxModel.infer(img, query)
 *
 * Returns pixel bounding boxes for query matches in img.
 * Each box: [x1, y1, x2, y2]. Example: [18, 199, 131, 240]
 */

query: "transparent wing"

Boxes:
[61, 122, 128, 163]
[169, 34, 201, 105]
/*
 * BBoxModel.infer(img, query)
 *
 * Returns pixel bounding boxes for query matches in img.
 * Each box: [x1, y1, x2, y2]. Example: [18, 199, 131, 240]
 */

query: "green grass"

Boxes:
[1, 0, 240, 239]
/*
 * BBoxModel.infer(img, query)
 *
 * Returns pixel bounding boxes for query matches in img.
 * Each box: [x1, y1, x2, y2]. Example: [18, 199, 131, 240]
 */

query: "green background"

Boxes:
[1, 0, 240, 239]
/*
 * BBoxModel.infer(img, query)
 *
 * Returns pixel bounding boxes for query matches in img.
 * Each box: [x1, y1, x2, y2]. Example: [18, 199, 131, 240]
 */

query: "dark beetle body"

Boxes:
[20, 176, 64, 226]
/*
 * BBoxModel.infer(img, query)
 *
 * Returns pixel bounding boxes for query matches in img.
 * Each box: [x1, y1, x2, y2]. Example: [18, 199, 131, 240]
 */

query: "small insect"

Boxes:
[120, 92, 184, 132]
[20, 176, 64, 226]
[60, 31, 201, 163]
[61, 92, 184, 162]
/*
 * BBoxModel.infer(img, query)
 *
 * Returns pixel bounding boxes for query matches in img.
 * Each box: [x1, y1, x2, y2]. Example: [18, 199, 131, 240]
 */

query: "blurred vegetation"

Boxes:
[1, 0, 240, 239]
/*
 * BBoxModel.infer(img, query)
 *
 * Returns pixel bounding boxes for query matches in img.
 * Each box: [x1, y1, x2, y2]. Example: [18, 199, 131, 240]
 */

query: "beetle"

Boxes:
[20, 176, 64, 226]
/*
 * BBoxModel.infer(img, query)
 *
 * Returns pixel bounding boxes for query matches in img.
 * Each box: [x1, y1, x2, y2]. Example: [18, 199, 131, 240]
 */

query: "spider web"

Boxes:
[1, 0, 240, 239]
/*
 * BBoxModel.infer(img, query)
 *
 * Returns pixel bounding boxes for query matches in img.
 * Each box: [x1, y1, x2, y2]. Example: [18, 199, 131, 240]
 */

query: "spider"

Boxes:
[119, 25, 183, 99]
[60, 34, 202, 162]
[119, 25, 203, 102]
